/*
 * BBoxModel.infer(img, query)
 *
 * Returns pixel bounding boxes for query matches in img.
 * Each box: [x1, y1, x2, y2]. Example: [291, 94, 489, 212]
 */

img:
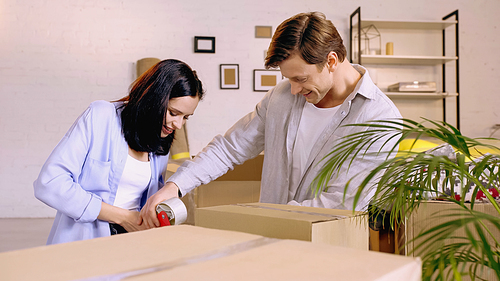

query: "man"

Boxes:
[139, 12, 402, 228]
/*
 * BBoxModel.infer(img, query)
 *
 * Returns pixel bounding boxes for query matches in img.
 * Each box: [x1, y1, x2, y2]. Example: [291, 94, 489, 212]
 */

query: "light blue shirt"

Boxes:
[34, 100, 169, 244]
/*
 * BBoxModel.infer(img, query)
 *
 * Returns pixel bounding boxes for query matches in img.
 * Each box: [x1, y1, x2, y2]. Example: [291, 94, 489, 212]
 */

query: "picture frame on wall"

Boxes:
[194, 36, 216, 53]
[220, 64, 239, 89]
[253, 69, 283, 92]
[255, 26, 272, 38]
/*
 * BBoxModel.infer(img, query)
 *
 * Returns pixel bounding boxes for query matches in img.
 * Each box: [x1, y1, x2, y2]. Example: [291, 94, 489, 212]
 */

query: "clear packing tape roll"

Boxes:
[156, 197, 188, 226]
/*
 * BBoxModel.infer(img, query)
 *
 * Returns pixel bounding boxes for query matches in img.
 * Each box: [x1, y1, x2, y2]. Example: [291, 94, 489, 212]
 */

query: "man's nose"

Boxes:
[290, 82, 302, 95]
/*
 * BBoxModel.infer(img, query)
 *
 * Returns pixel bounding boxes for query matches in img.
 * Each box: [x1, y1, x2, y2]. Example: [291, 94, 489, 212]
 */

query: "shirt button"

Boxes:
[341, 111, 346, 116]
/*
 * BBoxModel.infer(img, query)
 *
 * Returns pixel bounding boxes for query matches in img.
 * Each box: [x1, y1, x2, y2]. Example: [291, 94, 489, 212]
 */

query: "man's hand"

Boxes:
[138, 182, 180, 228]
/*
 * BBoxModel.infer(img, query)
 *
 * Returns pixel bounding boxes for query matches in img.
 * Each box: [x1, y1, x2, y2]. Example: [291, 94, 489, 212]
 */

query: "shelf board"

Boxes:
[356, 19, 457, 30]
[360, 55, 457, 65]
[385, 92, 458, 99]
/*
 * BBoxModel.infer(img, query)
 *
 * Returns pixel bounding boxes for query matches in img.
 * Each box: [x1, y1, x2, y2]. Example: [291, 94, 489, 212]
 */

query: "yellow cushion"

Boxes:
[397, 138, 500, 160]
[396, 139, 439, 158]
[399, 139, 439, 151]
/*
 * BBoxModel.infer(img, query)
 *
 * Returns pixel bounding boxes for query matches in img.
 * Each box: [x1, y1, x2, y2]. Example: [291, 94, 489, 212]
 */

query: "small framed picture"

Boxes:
[253, 69, 283, 92]
[255, 26, 272, 38]
[220, 64, 239, 89]
[194, 36, 216, 53]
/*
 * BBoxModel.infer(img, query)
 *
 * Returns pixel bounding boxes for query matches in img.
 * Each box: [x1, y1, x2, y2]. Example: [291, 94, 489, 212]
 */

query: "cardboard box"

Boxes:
[0, 225, 421, 281]
[195, 202, 369, 250]
[166, 155, 263, 225]
[406, 201, 499, 280]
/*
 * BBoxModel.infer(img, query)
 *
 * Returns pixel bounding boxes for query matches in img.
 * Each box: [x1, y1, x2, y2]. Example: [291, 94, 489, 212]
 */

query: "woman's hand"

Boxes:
[138, 182, 180, 228]
[98, 202, 147, 232]
[119, 210, 149, 232]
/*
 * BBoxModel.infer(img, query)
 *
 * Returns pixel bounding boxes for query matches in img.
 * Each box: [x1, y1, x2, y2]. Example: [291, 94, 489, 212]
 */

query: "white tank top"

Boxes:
[113, 154, 152, 211]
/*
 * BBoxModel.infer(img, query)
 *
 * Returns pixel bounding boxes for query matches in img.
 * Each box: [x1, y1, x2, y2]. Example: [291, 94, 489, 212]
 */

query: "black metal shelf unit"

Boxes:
[349, 7, 460, 130]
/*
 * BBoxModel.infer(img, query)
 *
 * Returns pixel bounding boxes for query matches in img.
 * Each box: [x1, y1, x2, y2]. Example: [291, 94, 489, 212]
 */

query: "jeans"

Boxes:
[109, 223, 128, 235]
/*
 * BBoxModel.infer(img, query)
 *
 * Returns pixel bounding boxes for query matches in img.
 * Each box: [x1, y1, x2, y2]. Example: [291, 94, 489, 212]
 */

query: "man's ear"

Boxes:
[326, 51, 339, 72]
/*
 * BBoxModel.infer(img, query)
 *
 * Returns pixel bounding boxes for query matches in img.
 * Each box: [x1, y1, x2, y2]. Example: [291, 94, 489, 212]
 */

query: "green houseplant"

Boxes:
[313, 118, 500, 280]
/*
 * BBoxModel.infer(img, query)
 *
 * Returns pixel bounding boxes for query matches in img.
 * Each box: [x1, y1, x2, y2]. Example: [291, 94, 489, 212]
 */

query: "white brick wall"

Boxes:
[1, 0, 499, 217]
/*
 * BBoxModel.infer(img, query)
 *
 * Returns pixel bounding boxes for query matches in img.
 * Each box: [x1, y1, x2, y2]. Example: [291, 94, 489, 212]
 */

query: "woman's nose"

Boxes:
[172, 116, 183, 130]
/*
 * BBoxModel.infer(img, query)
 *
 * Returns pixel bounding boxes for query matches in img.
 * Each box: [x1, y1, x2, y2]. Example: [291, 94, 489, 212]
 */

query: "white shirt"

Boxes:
[289, 102, 340, 199]
[113, 154, 151, 211]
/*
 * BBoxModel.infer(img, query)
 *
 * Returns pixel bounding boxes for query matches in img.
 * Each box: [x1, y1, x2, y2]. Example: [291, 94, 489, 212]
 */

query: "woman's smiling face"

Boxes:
[161, 96, 199, 138]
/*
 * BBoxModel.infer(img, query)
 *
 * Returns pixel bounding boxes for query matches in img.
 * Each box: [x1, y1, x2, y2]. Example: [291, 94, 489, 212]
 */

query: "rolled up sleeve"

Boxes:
[34, 103, 109, 223]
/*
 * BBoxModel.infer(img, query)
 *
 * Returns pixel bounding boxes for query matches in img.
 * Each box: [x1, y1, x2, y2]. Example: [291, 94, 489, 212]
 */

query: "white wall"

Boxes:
[1, 0, 499, 218]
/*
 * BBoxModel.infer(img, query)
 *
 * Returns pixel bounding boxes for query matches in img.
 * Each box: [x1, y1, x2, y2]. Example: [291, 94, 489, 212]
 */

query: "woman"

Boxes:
[34, 59, 204, 244]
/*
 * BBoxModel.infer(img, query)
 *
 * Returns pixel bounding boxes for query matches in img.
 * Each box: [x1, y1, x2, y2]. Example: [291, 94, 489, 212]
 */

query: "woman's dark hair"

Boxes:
[265, 12, 346, 69]
[118, 59, 204, 155]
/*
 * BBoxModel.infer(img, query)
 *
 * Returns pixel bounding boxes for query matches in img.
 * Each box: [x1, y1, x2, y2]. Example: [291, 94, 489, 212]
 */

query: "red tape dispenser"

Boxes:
[155, 197, 187, 227]
[157, 210, 171, 226]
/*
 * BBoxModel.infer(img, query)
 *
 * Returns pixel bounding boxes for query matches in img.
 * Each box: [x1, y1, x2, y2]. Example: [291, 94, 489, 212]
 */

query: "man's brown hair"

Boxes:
[265, 12, 346, 69]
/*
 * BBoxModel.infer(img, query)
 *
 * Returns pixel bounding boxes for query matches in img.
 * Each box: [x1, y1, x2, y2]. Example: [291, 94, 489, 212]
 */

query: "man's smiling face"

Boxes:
[279, 53, 334, 108]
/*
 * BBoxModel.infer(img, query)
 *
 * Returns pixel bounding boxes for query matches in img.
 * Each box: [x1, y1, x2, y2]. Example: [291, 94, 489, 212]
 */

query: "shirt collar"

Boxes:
[350, 64, 376, 100]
